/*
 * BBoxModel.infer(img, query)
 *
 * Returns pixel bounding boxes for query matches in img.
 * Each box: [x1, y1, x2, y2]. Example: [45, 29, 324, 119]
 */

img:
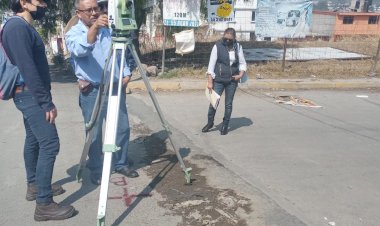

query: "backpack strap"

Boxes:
[1, 16, 25, 61]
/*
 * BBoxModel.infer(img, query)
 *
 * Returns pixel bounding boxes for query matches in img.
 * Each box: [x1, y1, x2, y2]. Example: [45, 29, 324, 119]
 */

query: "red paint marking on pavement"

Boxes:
[122, 187, 135, 206]
[108, 176, 153, 205]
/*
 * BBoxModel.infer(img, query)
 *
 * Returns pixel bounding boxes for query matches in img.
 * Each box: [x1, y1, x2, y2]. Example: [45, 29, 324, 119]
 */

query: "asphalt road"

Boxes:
[131, 87, 380, 226]
[1, 82, 380, 226]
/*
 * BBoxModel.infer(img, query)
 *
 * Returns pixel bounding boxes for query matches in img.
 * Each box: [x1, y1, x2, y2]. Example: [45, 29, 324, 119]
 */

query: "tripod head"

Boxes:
[108, 0, 137, 39]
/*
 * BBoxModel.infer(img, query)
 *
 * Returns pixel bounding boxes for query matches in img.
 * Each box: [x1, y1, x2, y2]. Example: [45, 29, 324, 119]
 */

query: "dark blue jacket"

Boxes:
[1, 17, 54, 111]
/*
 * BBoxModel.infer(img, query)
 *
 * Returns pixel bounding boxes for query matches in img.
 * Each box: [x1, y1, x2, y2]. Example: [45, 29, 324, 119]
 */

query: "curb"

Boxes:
[128, 78, 380, 91]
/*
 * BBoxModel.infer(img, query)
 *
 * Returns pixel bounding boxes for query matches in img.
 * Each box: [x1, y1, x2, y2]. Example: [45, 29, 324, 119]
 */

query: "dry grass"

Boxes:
[140, 35, 380, 79]
[249, 59, 375, 79]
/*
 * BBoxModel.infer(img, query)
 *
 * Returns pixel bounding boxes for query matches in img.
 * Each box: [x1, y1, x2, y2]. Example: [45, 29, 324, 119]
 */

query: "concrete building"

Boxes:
[312, 10, 380, 40]
[210, 0, 257, 41]
[350, 0, 372, 12]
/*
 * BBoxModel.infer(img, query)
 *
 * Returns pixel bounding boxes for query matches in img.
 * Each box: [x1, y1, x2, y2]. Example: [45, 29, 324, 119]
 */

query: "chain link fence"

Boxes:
[137, 23, 380, 79]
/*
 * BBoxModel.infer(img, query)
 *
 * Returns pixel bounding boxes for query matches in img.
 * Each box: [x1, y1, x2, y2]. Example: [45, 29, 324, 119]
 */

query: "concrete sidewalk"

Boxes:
[128, 77, 380, 91]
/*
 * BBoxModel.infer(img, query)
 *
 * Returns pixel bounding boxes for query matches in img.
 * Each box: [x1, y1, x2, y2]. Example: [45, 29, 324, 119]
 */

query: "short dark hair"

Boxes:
[224, 28, 236, 39]
[10, 0, 21, 13]
[10, 0, 33, 13]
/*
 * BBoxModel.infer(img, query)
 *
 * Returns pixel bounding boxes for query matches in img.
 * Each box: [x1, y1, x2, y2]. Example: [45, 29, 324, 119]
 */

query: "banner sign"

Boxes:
[256, 0, 312, 38]
[163, 0, 200, 27]
[234, 0, 256, 9]
[207, 0, 235, 23]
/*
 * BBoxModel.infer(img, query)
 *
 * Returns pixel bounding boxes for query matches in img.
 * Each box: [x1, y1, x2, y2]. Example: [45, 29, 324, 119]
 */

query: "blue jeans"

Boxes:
[207, 80, 238, 126]
[79, 85, 130, 174]
[13, 90, 59, 204]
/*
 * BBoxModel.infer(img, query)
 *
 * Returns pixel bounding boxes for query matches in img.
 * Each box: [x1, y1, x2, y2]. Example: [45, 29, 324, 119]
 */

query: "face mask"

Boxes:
[223, 38, 234, 47]
[30, 5, 47, 20]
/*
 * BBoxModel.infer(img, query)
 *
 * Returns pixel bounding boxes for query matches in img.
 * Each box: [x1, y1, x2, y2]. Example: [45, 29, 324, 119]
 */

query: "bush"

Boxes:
[52, 54, 65, 65]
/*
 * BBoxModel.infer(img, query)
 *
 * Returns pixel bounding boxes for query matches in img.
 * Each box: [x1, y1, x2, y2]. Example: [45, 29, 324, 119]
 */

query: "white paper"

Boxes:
[205, 88, 221, 110]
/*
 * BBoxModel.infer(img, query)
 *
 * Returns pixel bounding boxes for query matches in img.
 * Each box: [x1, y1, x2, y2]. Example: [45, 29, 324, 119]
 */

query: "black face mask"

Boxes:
[223, 38, 234, 47]
[30, 5, 47, 20]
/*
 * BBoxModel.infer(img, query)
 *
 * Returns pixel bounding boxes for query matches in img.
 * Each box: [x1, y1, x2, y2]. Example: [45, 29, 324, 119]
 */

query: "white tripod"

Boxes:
[95, 36, 192, 226]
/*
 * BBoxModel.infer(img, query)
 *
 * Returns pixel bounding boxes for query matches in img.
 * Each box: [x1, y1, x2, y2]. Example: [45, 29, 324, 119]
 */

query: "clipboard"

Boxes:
[205, 88, 220, 110]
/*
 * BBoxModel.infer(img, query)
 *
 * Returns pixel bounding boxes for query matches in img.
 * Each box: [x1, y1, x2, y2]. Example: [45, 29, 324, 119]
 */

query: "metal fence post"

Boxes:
[282, 38, 288, 72]
[368, 37, 380, 77]
[161, 26, 166, 75]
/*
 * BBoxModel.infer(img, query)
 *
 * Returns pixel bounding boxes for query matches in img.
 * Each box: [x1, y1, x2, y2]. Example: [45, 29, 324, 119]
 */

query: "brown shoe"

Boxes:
[26, 183, 65, 201]
[34, 202, 75, 221]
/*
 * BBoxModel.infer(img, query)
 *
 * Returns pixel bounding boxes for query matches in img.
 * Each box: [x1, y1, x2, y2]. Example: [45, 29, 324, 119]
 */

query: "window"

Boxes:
[251, 11, 255, 22]
[343, 16, 354, 24]
[368, 16, 379, 24]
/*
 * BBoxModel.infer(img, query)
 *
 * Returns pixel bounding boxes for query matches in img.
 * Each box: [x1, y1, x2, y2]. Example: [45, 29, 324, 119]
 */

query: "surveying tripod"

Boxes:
[74, 1, 192, 225]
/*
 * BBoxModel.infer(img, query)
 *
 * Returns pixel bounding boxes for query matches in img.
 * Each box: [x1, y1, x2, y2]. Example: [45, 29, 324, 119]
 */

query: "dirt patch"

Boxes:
[131, 122, 253, 226]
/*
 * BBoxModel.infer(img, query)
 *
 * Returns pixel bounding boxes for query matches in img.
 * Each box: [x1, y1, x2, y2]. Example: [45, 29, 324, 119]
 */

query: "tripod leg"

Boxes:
[128, 44, 192, 184]
[97, 42, 126, 226]
[76, 47, 114, 182]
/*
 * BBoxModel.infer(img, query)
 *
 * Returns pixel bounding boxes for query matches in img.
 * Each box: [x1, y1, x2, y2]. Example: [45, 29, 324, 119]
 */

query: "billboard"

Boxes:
[163, 0, 201, 27]
[256, 0, 312, 38]
[208, 0, 235, 23]
[234, 0, 256, 9]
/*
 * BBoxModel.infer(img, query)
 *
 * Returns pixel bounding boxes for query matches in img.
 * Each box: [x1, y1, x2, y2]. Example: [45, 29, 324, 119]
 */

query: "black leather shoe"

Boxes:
[90, 173, 101, 185]
[34, 201, 75, 221]
[201, 123, 214, 133]
[115, 167, 139, 178]
[220, 124, 228, 135]
[26, 183, 65, 201]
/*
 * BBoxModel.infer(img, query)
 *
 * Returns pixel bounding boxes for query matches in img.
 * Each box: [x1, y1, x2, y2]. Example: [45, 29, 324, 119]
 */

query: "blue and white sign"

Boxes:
[256, 0, 312, 38]
[163, 0, 200, 27]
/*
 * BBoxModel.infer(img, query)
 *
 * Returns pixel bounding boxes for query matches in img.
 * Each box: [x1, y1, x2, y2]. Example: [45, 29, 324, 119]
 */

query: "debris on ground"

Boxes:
[274, 95, 322, 108]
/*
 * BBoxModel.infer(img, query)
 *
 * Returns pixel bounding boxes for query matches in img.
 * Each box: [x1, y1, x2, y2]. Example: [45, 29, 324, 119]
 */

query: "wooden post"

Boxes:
[368, 37, 380, 77]
[161, 26, 166, 75]
[282, 38, 287, 72]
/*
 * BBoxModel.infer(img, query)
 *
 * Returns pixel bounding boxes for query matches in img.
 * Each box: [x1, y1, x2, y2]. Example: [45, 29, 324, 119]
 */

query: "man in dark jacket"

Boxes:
[1, 0, 75, 221]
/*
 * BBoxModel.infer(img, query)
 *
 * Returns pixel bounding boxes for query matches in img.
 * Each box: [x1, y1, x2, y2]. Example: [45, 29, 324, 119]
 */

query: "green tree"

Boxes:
[135, 0, 147, 30]
[0, 1, 75, 40]
[0, 1, 8, 10]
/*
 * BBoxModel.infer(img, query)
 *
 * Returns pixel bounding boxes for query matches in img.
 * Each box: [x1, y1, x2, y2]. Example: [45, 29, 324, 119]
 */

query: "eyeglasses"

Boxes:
[77, 7, 100, 15]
